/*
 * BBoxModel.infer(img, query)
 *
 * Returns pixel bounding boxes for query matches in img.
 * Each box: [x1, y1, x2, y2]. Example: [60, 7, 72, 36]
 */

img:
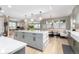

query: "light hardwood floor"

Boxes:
[26, 36, 73, 54]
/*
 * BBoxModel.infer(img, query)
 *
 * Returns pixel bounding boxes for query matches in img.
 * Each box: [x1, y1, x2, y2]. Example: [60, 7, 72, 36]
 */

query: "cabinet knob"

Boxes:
[33, 37, 36, 41]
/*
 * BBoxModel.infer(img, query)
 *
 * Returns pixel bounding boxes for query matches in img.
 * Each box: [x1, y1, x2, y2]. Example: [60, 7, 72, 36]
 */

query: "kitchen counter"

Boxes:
[70, 31, 79, 42]
[15, 30, 49, 51]
[15, 30, 48, 34]
[0, 36, 26, 54]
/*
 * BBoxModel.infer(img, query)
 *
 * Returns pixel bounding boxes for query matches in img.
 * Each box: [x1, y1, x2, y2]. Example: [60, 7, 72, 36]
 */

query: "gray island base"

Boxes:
[15, 30, 49, 51]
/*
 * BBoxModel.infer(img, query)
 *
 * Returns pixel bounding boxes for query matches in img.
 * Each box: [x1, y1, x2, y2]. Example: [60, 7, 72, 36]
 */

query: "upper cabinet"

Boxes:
[71, 6, 79, 31]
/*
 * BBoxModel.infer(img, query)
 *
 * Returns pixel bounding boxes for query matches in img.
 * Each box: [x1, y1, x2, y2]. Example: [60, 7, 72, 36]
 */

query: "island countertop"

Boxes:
[15, 30, 48, 34]
[0, 36, 26, 54]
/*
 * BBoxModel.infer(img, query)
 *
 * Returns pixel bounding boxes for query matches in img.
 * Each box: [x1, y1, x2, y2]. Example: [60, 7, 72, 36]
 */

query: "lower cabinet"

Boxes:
[69, 37, 74, 47]
[73, 41, 79, 54]
[69, 37, 79, 54]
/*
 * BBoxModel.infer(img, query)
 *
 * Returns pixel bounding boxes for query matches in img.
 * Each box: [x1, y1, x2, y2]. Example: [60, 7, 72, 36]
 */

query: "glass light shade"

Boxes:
[39, 17, 42, 20]
[73, 20, 76, 23]
[24, 19, 27, 22]
[31, 19, 34, 22]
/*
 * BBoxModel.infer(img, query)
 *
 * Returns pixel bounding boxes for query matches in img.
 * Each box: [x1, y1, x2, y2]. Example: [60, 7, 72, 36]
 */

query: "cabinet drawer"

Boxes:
[32, 33, 43, 38]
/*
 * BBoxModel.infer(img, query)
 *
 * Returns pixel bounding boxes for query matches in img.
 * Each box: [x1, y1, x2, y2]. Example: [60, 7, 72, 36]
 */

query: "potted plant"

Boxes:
[27, 23, 35, 31]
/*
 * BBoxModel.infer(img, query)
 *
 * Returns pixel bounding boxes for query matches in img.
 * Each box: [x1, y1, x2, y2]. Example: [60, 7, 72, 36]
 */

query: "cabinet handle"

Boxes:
[23, 35, 24, 39]
[33, 37, 36, 41]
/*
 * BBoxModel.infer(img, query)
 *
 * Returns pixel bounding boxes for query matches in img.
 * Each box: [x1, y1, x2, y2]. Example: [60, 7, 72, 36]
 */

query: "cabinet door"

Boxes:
[33, 34, 43, 50]
[15, 32, 25, 42]
[34, 37, 43, 50]
[24, 33, 33, 43]
[73, 41, 79, 54]
[24, 33, 42, 49]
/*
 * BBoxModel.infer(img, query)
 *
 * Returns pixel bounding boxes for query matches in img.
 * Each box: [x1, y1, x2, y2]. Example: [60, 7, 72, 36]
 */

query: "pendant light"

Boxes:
[39, 11, 42, 21]
[0, 7, 5, 16]
[31, 13, 34, 22]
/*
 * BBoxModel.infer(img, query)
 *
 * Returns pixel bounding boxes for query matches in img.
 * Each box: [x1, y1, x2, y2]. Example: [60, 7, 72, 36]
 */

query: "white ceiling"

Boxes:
[0, 5, 75, 21]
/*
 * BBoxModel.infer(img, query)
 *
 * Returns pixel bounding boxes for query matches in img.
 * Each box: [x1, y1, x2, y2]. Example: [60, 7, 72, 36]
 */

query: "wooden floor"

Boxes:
[25, 36, 74, 54]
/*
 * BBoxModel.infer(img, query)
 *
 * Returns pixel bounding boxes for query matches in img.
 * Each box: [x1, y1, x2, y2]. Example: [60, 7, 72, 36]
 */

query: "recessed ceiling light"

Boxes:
[8, 5, 12, 8]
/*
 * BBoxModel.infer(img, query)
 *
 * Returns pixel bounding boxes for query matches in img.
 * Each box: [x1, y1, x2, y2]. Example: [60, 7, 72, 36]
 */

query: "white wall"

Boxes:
[0, 17, 4, 34]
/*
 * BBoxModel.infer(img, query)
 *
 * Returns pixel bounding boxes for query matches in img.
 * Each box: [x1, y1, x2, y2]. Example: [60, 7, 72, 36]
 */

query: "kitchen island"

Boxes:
[14, 30, 49, 51]
[0, 36, 26, 54]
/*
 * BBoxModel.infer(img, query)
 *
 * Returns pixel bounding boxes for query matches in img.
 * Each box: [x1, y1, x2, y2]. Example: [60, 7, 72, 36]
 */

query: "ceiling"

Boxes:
[0, 5, 75, 21]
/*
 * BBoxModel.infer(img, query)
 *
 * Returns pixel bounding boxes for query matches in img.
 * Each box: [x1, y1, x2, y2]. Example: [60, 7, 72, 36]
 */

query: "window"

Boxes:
[9, 22, 17, 29]
[60, 20, 66, 29]
[29, 22, 40, 30]
[34, 24, 40, 29]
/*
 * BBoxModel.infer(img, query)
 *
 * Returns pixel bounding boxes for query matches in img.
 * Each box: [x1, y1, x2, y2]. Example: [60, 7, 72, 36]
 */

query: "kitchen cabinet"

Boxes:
[14, 30, 49, 50]
[73, 41, 79, 53]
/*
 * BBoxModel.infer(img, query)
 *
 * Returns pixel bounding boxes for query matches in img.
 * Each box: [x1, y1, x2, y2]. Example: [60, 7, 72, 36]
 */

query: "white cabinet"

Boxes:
[14, 30, 49, 50]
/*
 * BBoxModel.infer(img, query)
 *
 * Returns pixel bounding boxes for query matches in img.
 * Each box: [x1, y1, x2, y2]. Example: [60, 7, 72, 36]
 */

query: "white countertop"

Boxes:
[0, 36, 26, 54]
[15, 30, 48, 34]
[71, 31, 79, 36]
[70, 31, 79, 42]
